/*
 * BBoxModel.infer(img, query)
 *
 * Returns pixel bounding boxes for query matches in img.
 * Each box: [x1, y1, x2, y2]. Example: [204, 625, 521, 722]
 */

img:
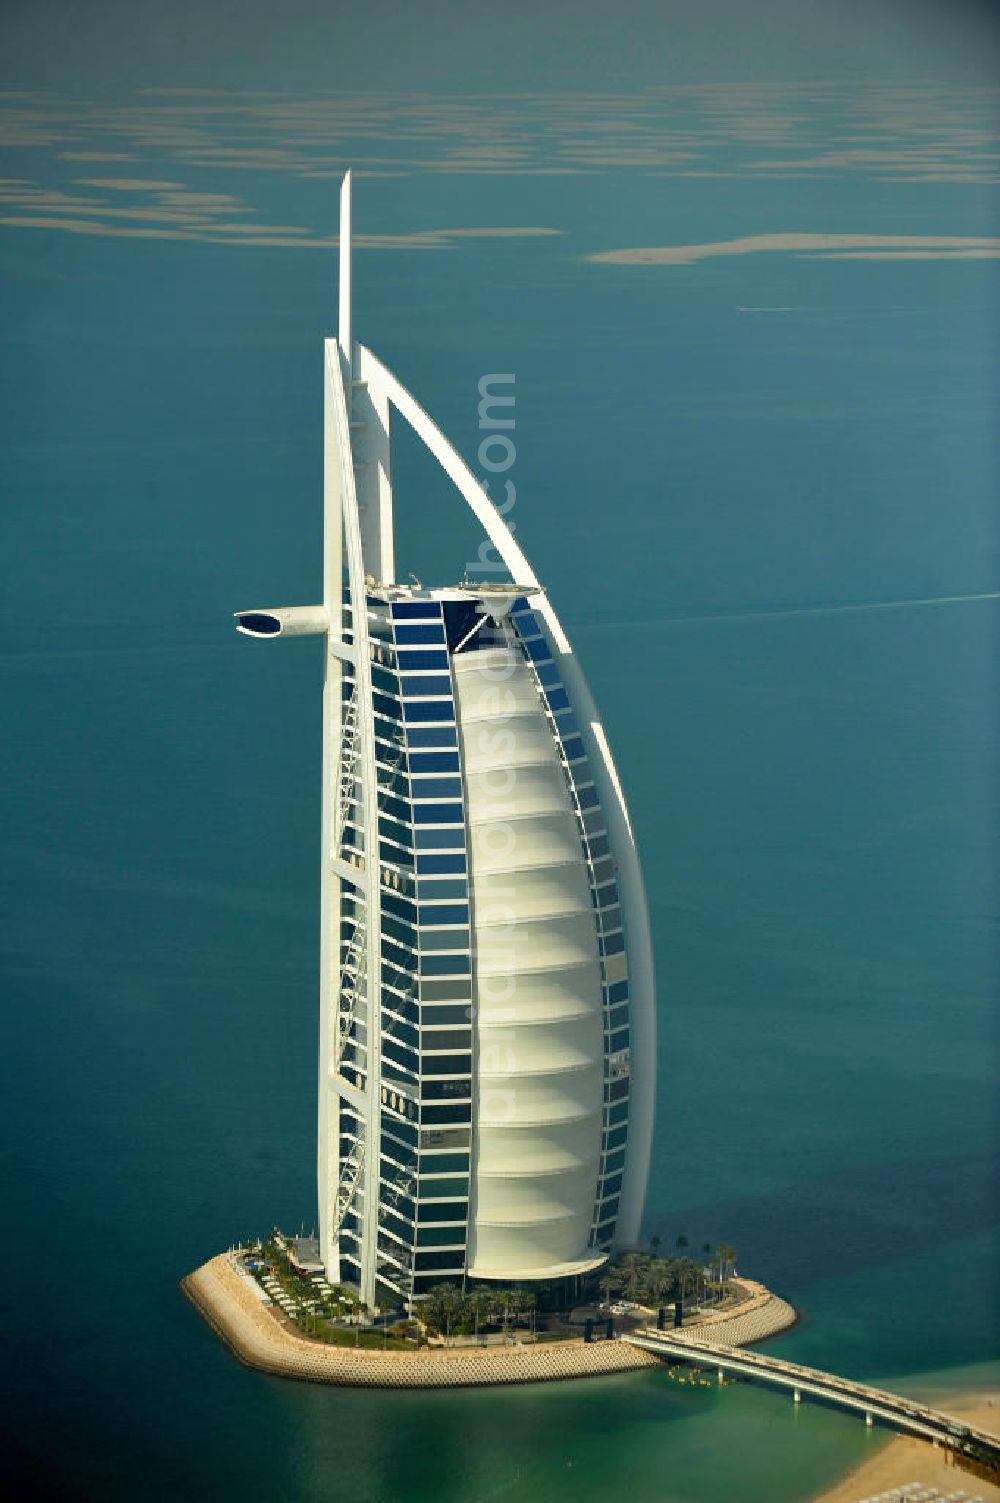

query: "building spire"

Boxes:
[338, 170, 352, 365]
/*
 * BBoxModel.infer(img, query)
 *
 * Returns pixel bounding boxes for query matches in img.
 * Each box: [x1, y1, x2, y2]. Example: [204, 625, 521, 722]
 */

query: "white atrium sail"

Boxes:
[234, 173, 656, 1307]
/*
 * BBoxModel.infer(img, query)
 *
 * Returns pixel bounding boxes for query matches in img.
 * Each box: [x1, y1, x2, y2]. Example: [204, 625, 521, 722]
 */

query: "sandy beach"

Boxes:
[812, 1392, 1000, 1502]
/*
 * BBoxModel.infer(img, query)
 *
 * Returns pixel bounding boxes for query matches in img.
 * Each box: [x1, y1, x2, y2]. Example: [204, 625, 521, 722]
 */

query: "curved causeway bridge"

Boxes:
[624, 1329, 1000, 1473]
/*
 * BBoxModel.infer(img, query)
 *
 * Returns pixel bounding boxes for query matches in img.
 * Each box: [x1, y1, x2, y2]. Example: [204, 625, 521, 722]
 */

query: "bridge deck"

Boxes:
[623, 1329, 1000, 1468]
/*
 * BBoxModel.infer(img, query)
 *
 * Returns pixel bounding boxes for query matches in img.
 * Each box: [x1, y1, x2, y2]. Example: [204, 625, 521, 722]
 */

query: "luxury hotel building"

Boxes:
[235, 176, 656, 1308]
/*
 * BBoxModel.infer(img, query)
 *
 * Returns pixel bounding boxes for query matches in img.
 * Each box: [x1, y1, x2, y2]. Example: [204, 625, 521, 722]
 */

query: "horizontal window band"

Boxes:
[407, 727, 458, 749]
[397, 649, 450, 671]
[414, 1251, 468, 1268]
[418, 930, 470, 954]
[403, 700, 455, 724]
[417, 1152, 470, 1173]
[372, 693, 402, 719]
[420, 1029, 471, 1049]
[420, 1051, 472, 1074]
[416, 878, 468, 899]
[409, 777, 462, 800]
[407, 751, 460, 773]
[412, 1226, 466, 1250]
[382, 892, 417, 923]
[418, 904, 469, 926]
[420, 953, 471, 978]
[412, 802, 465, 826]
[378, 841, 415, 869]
[421, 1002, 473, 1024]
[414, 827, 466, 851]
[393, 624, 446, 644]
[381, 940, 417, 972]
[416, 853, 467, 875]
[419, 1104, 473, 1126]
[417, 1201, 469, 1223]
[391, 602, 443, 621]
[401, 675, 453, 699]
[417, 1178, 469, 1199]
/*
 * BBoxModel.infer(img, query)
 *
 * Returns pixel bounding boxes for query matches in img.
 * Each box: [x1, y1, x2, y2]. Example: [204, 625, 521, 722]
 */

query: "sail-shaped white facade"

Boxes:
[235, 175, 656, 1307]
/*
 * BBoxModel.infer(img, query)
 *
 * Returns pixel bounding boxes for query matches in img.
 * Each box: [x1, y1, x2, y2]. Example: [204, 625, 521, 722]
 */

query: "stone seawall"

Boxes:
[182, 1255, 659, 1389]
[182, 1255, 797, 1389]
[686, 1278, 798, 1346]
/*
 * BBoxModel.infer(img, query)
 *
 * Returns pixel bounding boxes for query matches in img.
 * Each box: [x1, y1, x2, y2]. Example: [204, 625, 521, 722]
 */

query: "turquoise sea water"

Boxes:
[1, 83, 997, 1501]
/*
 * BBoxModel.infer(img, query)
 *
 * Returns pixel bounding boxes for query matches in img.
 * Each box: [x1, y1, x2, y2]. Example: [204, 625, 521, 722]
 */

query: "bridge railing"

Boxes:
[624, 1330, 1000, 1457]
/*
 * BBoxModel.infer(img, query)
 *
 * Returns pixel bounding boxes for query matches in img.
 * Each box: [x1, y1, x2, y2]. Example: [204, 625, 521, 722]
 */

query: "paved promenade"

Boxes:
[182, 1256, 797, 1389]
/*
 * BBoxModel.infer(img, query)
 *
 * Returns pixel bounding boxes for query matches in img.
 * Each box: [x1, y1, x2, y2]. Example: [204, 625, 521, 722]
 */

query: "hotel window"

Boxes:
[416, 853, 467, 875]
[397, 649, 450, 671]
[407, 750, 460, 773]
[406, 726, 458, 749]
[419, 932, 470, 958]
[417, 1201, 468, 1223]
[416, 878, 468, 901]
[420, 1028, 471, 1050]
[401, 675, 453, 699]
[410, 777, 462, 800]
[412, 802, 465, 826]
[417, 1151, 469, 1174]
[420, 999, 472, 1022]
[418, 903, 469, 927]
[421, 1052, 472, 1076]
[394, 624, 446, 645]
[421, 1103, 472, 1126]
[419, 953, 470, 977]
[391, 602, 442, 620]
[414, 1250, 467, 1270]
[416, 1226, 466, 1248]
[403, 700, 455, 725]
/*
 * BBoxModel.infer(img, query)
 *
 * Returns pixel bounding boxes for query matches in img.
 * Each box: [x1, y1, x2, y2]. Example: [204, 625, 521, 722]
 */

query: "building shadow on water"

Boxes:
[657, 1150, 999, 1293]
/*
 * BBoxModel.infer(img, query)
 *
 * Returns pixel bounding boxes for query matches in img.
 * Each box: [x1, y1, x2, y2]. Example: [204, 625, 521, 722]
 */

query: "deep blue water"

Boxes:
[0, 82, 997, 1501]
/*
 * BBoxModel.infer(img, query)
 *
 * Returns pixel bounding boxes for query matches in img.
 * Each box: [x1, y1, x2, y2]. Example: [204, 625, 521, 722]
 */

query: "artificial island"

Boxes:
[183, 171, 797, 1381]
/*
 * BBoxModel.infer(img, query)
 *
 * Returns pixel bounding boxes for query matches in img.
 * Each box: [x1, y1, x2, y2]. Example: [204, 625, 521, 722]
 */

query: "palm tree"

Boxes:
[470, 1289, 491, 1342]
[675, 1234, 688, 1249]
[650, 1234, 661, 1255]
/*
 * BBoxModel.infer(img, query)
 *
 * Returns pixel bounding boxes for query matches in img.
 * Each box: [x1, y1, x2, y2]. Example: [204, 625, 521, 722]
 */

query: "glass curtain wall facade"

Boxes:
[332, 589, 631, 1302]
